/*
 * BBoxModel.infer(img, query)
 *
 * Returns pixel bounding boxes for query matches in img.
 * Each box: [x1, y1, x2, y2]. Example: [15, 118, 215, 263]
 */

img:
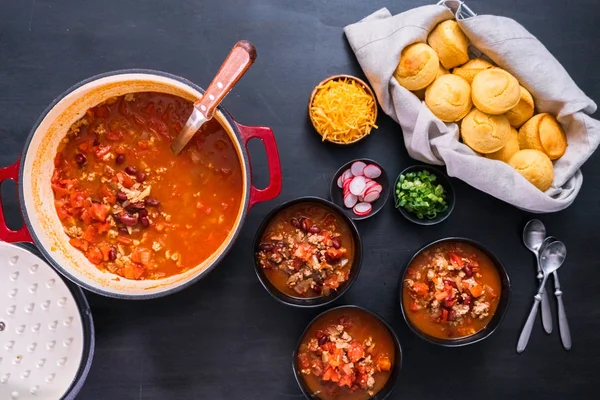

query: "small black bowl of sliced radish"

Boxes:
[330, 159, 390, 220]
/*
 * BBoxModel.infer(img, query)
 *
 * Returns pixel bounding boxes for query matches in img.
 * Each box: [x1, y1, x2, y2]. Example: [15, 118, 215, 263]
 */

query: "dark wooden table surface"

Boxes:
[1, 1, 599, 399]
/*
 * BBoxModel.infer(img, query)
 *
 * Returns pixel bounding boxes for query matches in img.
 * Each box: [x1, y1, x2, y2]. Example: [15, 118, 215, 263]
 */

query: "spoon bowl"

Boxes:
[539, 241, 567, 276]
[523, 219, 546, 254]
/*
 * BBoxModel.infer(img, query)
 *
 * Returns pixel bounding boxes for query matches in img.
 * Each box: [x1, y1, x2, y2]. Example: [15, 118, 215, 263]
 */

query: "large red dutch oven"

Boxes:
[0, 69, 282, 299]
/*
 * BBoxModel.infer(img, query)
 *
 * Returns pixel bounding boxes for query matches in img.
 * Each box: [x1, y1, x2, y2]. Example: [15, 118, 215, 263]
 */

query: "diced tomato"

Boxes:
[138, 140, 149, 149]
[94, 145, 111, 159]
[356, 372, 369, 389]
[106, 130, 123, 141]
[411, 282, 429, 297]
[56, 206, 70, 220]
[293, 243, 314, 261]
[347, 341, 365, 363]
[88, 203, 111, 222]
[54, 152, 64, 167]
[410, 300, 419, 312]
[82, 225, 96, 243]
[117, 236, 133, 245]
[69, 238, 89, 252]
[325, 247, 344, 261]
[377, 356, 392, 372]
[131, 248, 152, 266]
[80, 209, 93, 225]
[435, 291, 448, 301]
[312, 358, 324, 377]
[60, 179, 77, 190]
[441, 308, 449, 323]
[69, 192, 86, 209]
[116, 172, 134, 188]
[98, 185, 116, 205]
[114, 145, 127, 155]
[52, 184, 70, 198]
[51, 169, 61, 184]
[123, 263, 145, 280]
[95, 222, 111, 234]
[321, 366, 340, 383]
[97, 243, 112, 262]
[78, 141, 92, 152]
[449, 252, 464, 267]
[297, 352, 310, 370]
[85, 246, 103, 265]
[338, 372, 355, 388]
[321, 342, 336, 354]
[469, 284, 483, 298]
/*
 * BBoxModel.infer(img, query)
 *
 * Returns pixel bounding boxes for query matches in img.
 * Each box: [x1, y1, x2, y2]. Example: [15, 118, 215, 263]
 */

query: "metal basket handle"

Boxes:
[437, 0, 477, 20]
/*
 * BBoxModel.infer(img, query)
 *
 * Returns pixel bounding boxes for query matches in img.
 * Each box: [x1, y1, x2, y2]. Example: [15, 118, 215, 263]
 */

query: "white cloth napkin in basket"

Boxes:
[344, 1, 600, 213]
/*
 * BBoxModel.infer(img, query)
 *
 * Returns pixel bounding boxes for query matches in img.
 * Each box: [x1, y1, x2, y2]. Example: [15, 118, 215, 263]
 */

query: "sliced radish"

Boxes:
[337, 175, 344, 188]
[363, 164, 382, 179]
[344, 193, 357, 208]
[363, 190, 380, 203]
[363, 179, 377, 192]
[353, 202, 372, 216]
[341, 169, 354, 182]
[350, 161, 366, 177]
[343, 179, 352, 193]
[349, 176, 366, 196]
[358, 194, 365, 202]
[369, 183, 383, 193]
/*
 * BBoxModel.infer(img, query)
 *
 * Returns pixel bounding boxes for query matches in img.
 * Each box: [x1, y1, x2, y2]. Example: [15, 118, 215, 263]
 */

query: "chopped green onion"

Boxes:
[395, 170, 448, 219]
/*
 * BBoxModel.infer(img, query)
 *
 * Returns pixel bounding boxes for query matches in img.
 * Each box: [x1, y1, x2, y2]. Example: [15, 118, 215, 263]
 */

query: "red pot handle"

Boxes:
[237, 124, 282, 209]
[0, 160, 33, 243]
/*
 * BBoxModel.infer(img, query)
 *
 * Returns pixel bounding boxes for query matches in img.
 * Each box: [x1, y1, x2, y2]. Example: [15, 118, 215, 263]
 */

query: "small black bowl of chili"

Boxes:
[253, 197, 362, 308]
[399, 237, 511, 347]
[293, 305, 401, 400]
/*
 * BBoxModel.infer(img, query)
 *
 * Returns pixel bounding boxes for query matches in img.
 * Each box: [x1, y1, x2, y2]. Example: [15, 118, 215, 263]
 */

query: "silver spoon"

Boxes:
[517, 240, 566, 353]
[540, 236, 572, 351]
[523, 220, 553, 334]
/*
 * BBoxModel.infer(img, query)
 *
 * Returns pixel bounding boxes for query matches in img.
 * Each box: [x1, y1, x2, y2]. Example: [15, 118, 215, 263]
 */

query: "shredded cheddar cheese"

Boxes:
[310, 78, 378, 144]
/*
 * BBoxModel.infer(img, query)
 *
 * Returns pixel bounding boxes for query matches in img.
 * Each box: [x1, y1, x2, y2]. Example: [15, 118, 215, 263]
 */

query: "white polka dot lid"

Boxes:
[0, 242, 92, 399]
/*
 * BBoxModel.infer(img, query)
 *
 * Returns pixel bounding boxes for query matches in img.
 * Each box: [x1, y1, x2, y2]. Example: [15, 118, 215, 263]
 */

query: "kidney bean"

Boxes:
[444, 279, 457, 289]
[300, 218, 312, 232]
[108, 246, 117, 261]
[308, 225, 321, 234]
[116, 191, 128, 202]
[318, 335, 328, 346]
[136, 172, 146, 183]
[462, 295, 472, 306]
[331, 237, 341, 249]
[259, 243, 274, 252]
[118, 213, 138, 226]
[464, 265, 473, 278]
[75, 153, 86, 167]
[145, 198, 160, 207]
[115, 154, 125, 164]
[138, 208, 148, 218]
[93, 137, 100, 147]
[117, 226, 129, 236]
[130, 201, 145, 209]
[290, 218, 300, 228]
[140, 216, 150, 228]
[448, 310, 456, 321]
[124, 166, 137, 175]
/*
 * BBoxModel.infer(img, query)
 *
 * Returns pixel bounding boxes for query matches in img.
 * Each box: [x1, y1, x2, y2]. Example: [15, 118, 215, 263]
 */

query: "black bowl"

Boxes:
[330, 159, 390, 221]
[292, 305, 402, 400]
[253, 197, 362, 308]
[399, 237, 511, 347]
[393, 165, 455, 225]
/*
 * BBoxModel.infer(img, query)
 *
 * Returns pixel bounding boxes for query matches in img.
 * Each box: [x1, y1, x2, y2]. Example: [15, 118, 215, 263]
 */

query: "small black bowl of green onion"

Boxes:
[394, 165, 455, 225]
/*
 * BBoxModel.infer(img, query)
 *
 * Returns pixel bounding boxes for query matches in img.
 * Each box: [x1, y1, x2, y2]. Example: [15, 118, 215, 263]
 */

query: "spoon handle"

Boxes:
[553, 271, 572, 350]
[517, 275, 549, 353]
[537, 257, 553, 334]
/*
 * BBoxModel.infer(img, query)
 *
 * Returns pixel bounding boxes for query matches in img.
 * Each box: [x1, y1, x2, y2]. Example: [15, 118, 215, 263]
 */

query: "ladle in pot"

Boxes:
[171, 40, 257, 154]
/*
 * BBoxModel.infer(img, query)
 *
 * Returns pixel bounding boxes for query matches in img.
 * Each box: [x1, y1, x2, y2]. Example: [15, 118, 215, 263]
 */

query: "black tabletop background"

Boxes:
[1, 1, 599, 399]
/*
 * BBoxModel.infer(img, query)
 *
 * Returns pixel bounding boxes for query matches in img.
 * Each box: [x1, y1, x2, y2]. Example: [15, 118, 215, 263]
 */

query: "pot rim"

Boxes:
[252, 196, 363, 308]
[18, 68, 252, 300]
[398, 236, 512, 347]
[291, 304, 402, 400]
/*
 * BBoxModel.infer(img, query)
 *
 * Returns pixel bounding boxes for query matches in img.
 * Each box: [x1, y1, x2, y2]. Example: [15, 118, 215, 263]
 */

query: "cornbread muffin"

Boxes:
[425, 74, 472, 122]
[452, 58, 494, 84]
[486, 127, 520, 162]
[461, 108, 511, 153]
[427, 20, 470, 69]
[506, 86, 535, 128]
[395, 43, 440, 90]
[471, 68, 520, 114]
[509, 149, 554, 191]
[413, 64, 449, 100]
[518, 113, 567, 160]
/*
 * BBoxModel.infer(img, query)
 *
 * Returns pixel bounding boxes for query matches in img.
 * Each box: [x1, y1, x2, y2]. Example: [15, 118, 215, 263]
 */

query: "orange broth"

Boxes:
[51, 92, 243, 280]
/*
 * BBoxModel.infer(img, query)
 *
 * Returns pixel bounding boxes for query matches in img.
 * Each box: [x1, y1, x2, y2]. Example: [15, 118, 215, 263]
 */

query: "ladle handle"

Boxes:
[194, 40, 257, 120]
[517, 275, 549, 353]
[553, 271, 572, 350]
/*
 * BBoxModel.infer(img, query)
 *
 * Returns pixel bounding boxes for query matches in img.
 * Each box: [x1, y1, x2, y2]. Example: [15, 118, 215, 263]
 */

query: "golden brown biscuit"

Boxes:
[394, 43, 439, 91]
[412, 63, 448, 100]
[486, 127, 520, 162]
[425, 74, 472, 122]
[452, 58, 494, 84]
[509, 149, 554, 191]
[506, 86, 535, 128]
[471, 68, 520, 114]
[461, 108, 511, 153]
[518, 113, 567, 160]
[427, 20, 470, 69]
